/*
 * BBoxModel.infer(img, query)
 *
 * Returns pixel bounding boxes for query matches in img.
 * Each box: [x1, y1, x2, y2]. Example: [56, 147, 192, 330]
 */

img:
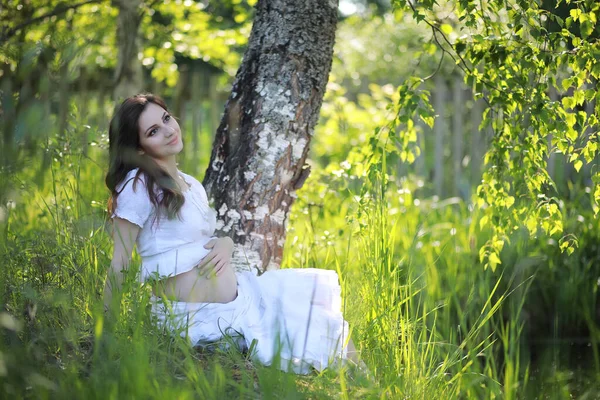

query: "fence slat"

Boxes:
[452, 82, 464, 197]
[548, 86, 558, 181]
[415, 115, 427, 179]
[471, 98, 483, 187]
[434, 76, 447, 198]
[583, 82, 595, 185]
[191, 66, 203, 161]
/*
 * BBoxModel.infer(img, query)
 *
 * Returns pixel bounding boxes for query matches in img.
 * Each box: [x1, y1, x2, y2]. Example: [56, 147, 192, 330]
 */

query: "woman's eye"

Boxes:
[165, 114, 171, 122]
[149, 128, 158, 136]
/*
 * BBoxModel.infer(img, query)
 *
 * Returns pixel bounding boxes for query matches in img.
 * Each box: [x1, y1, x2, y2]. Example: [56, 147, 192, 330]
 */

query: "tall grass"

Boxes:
[1, 117, 599, 398]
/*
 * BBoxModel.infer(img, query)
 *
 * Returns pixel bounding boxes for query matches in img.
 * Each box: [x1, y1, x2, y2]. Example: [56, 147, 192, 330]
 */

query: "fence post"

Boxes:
[583, 82, 595, 185]
[191, 65, 203, 162]
[452, 80, 464, 197]
[548, 85, 558, 182]
[434, 75, 447, 198]
[471, 98, 483, 189]
[415, 115, 427, 179]
[79, 67, 89, 156]
[172, 64, 189, 133]
[208, 72, 219, 138]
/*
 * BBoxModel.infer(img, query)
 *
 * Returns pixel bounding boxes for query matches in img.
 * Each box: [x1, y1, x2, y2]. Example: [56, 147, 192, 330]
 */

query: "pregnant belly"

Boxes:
[145, 239, 238, 303]
[152, 263, 238, 303]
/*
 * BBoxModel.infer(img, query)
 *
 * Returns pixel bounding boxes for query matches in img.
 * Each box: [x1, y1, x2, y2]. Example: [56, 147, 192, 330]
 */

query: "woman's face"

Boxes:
[137, 102, 183, 161]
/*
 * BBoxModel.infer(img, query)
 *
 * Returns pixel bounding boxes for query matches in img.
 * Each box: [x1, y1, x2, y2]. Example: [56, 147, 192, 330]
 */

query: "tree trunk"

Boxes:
[203, 0, 339, 274]
[112, 0, 144, 100]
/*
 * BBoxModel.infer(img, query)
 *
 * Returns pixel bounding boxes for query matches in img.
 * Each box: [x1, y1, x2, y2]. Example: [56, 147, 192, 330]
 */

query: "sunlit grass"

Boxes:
[1, 119, 599, 398]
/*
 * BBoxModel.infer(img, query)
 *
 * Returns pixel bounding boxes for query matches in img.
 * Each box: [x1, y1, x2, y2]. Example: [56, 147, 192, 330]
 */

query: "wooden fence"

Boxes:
[2, 65, 596, 201]
[411, 76, 597, 200]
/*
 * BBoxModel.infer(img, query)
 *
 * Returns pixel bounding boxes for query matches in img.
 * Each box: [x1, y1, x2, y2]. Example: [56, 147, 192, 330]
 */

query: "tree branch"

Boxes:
[406, 1, 501, 102]
[0, 0, 105, 44]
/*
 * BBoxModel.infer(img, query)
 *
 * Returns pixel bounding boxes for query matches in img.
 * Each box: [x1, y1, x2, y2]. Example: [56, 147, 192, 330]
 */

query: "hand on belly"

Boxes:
[152, 264, 237, 303]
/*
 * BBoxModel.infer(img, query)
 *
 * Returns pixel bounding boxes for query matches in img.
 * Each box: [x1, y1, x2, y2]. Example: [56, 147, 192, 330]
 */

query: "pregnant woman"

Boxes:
[102, 93, 359, 374]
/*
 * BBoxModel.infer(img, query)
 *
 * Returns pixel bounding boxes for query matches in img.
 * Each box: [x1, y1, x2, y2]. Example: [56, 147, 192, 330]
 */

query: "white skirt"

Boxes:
[150, 268, 350, 374]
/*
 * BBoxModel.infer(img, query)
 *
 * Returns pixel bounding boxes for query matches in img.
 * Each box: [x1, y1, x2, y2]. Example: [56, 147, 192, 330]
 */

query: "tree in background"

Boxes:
[112, 0, 144, 100]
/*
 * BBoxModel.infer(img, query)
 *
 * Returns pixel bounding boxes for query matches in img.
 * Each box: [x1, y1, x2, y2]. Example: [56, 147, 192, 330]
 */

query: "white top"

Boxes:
[110, 168, 218, 282]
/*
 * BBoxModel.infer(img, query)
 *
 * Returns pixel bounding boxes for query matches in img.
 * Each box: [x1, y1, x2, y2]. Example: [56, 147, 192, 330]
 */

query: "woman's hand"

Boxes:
[197, 237, 234, 278]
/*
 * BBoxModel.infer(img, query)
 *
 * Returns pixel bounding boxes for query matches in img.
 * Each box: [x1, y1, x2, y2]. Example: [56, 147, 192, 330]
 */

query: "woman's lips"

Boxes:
[167, 136, 178, 145]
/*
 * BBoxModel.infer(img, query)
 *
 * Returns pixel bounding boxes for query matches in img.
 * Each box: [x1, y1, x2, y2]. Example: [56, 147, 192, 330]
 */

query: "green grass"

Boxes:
[1, 121, 599, 399]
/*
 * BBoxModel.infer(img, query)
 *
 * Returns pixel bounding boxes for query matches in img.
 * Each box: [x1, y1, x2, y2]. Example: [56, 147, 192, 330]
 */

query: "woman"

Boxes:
[103, 93, 358, 374]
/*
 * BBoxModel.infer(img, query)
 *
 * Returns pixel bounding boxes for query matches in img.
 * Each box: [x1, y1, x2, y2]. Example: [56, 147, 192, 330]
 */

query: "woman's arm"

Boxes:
[103, 217, 140, 310]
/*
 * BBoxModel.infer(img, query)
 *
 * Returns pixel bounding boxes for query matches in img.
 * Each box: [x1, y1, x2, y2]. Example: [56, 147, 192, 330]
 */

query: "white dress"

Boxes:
[111, 168, 350, 373]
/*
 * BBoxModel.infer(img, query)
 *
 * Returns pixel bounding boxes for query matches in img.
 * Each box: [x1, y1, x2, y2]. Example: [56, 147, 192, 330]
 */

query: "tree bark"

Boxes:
[203, 0, 339, 274]
[112, 0, 144, 100]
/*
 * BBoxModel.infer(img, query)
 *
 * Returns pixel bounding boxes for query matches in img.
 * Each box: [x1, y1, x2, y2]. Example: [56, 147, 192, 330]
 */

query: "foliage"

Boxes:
[141, 0, 254, 85]
[0, 0, 252, 91]
[0, 0, 253, 173]
[374, 0, 600, 270]
[332, 12, 438, 99]
[1, 2, 117, 75]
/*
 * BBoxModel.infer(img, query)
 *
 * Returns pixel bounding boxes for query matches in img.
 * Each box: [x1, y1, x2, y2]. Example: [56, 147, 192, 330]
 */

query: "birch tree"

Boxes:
[203, 0, 339, 273]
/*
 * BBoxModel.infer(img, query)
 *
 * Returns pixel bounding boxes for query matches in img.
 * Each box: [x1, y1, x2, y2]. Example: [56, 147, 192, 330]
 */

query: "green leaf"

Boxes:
[562, 96, 576, 109]
[554, 15, 564, 27]
[574, 159, 583, 172]
[505, 196, 515, 208]
[569, 8, 580, 21]
[526, 216, 537, 235]
[580, 20, 594, 38]
[419, 115, 434, 128]
[479, 246, 487, 264]
[479, 214, 489, 230]
[440, 23, 453, 35]
[565, 113, 577, 129]
[584, 89, 596, 101]
[489, 252, 502, 267]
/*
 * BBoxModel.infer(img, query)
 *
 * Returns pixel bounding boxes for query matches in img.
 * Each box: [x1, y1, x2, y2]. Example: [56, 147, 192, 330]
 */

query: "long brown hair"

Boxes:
[106, 93, 184, 226]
